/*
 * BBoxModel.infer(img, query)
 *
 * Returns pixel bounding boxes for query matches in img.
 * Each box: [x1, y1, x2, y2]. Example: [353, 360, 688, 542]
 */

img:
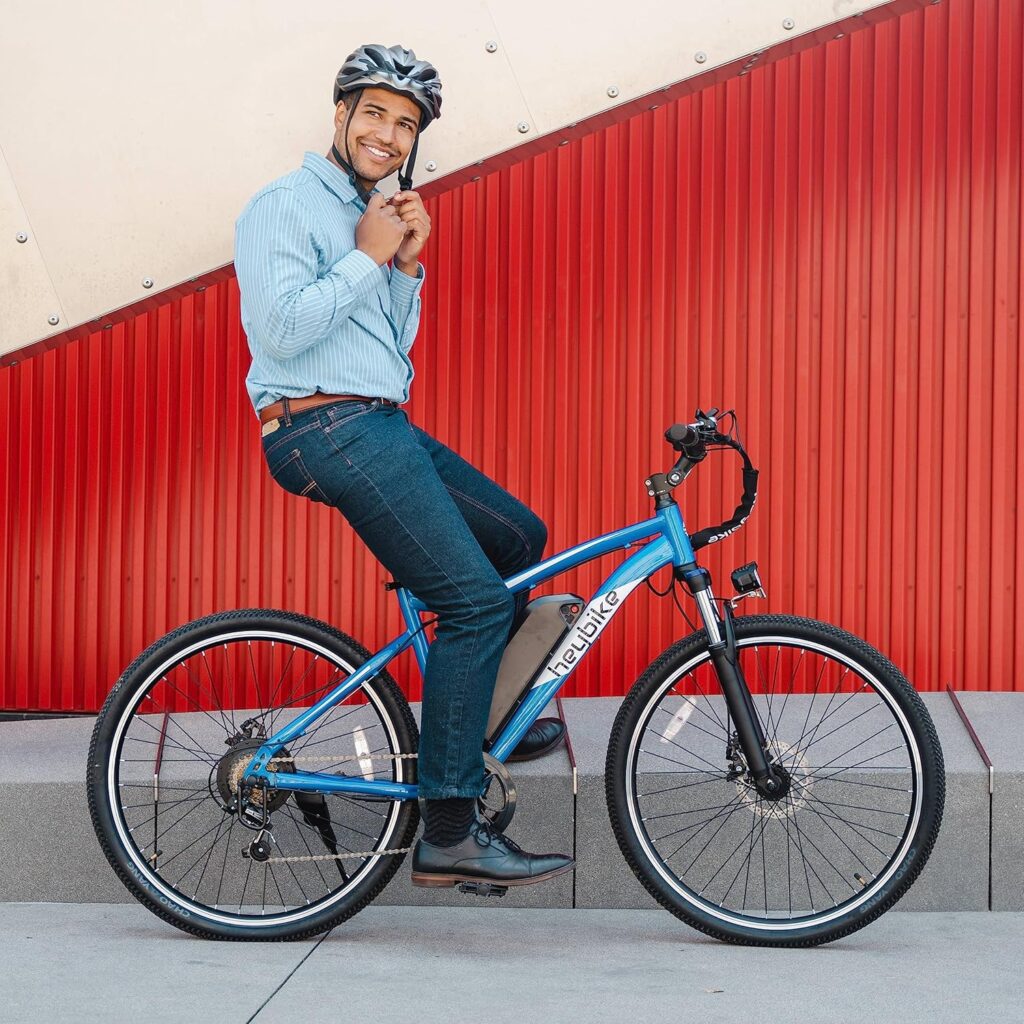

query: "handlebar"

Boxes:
[665, 407, 721, 461]
[656, 407, 759, 551]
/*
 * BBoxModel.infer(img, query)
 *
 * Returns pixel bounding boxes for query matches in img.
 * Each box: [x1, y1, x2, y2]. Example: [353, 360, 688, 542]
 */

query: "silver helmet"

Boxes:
[333, 44, 442, 130]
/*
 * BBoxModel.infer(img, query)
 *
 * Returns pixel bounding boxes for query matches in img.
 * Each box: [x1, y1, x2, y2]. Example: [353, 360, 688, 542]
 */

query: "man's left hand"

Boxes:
[390, 191, 431, 272]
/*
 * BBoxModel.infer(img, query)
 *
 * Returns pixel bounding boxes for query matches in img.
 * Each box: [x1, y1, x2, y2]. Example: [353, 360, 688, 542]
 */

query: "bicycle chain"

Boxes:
[266, 752, 418, 766]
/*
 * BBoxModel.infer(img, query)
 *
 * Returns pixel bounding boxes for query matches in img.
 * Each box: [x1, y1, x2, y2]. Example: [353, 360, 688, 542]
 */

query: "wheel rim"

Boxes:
[104, 628, 407, 928]
[624, 635, 924, 932]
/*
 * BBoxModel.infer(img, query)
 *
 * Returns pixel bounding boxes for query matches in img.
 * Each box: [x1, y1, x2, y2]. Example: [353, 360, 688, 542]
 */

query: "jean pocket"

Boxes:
[266, 448, 329, 504]
[323, 399, 379, 434]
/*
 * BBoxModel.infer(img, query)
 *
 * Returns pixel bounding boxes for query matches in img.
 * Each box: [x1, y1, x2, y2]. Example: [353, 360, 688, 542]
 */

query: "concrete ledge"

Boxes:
[0, 691, 1010, 911]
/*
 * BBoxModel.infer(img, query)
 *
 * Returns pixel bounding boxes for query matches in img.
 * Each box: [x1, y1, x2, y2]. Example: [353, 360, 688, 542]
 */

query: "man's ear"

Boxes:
[334, 99, 348, 129]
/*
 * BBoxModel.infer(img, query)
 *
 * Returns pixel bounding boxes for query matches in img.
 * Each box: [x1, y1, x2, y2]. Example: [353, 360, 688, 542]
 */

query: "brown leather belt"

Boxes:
[259, 393, 399, 426]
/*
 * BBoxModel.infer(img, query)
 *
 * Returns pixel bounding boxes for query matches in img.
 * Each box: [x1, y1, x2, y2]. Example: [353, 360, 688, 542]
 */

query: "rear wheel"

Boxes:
[606, 614, 944, 946]
[87, 608, 420, 940]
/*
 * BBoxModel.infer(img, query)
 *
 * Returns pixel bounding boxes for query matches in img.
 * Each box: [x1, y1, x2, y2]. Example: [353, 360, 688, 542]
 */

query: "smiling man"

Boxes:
[233, 44, 574, 892]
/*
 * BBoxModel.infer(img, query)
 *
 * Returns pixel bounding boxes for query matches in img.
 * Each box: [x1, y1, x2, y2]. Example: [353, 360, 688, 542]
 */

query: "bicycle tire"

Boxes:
[86, 608, 420, 941]
[605, 614, 944, 946]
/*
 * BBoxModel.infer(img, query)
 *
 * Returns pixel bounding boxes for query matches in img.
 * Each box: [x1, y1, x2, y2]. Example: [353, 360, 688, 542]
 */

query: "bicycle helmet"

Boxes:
[331, 43, 442, 199]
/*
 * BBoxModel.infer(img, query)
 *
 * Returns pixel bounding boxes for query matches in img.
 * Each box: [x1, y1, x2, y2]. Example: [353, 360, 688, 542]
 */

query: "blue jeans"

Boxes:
[260, 398, 548, 799]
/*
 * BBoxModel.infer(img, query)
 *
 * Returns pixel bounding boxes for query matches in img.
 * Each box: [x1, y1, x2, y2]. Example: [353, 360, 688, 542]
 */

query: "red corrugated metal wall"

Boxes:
[2, 0, 1021, 711]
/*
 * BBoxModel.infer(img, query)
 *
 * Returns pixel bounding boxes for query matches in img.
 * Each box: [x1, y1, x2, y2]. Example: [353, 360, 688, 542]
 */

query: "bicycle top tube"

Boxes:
[399, 504, 697, 617]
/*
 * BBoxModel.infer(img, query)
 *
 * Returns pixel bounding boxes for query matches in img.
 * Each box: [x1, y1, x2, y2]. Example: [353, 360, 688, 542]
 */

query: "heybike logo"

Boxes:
[533, 579, 642, 686]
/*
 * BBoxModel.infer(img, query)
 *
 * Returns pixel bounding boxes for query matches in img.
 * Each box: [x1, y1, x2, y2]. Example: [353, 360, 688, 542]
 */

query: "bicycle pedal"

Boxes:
[456, 881, 508, 898]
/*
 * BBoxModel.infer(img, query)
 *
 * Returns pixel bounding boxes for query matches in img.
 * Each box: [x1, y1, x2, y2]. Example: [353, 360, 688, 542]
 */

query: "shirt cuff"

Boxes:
[390, 262, 425, 301]
[332, 247, 381, 303]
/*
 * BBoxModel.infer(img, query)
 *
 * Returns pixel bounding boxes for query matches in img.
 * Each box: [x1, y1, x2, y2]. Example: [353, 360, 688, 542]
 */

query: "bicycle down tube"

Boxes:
[242, 502, 706, 796]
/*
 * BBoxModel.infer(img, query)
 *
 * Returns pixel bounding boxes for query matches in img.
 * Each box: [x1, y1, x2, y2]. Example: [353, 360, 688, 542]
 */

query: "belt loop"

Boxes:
[282, 397, 293, 427]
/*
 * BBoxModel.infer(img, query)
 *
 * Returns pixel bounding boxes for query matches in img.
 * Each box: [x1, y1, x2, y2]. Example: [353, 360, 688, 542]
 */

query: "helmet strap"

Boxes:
[398, 132, 419, 192]
[334, 90, 374, 206]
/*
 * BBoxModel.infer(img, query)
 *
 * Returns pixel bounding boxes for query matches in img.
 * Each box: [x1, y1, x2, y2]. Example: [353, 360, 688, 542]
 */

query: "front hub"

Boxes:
[754, 762, 792, 801]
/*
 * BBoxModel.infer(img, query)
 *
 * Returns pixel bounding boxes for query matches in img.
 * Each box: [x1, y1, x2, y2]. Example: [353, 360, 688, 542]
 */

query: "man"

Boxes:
[233, 44, 574, 889]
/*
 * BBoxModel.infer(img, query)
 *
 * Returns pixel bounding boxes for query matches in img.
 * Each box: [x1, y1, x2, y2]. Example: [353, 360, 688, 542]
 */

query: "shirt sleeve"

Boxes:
[234, 188, 380, 360]
[389, 262, 425, 354]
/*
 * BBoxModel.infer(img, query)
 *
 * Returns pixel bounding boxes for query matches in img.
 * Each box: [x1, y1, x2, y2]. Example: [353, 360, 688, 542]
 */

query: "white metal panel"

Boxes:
[0, 0, 915, 357]
[0, 149, 65, 349]
[487, 0, 885, 129]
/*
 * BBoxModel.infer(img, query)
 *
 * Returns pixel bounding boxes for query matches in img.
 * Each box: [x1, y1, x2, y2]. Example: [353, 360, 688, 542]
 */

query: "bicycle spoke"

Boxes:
[627, 633, 930, 929]
[99, 623, 414, 930]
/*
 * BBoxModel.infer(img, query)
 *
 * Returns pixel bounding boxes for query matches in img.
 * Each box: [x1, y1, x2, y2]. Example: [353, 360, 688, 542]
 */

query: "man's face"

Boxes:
[335, 85, 421, 184]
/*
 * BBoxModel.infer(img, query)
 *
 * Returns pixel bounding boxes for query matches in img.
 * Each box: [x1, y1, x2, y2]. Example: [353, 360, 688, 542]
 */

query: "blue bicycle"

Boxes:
[87, 408, 944, 945]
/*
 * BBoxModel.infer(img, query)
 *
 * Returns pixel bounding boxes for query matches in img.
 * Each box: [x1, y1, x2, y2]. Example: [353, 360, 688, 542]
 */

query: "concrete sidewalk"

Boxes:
[4, 905, 1022, 1024]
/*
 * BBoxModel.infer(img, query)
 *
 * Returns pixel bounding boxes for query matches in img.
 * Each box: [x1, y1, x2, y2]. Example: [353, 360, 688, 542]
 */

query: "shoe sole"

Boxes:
[411, 859, 575, 888]
[504, 728, 566, 763]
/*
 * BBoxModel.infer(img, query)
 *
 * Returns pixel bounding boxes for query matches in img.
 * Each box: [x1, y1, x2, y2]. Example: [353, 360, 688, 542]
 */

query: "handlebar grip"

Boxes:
[665, 423, 700, 452]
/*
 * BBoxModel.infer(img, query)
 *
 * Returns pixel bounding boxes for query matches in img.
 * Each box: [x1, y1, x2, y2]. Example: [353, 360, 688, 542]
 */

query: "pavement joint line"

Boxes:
[246, 927, 335, 1023]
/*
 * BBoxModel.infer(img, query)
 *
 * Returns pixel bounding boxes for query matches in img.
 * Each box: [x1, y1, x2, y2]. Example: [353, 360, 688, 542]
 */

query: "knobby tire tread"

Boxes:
[86, 608, 421, 941]
[604, 614, 945, 947]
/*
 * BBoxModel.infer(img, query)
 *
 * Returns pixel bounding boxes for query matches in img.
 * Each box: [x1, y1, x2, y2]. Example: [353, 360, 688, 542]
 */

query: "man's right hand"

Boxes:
[355, 194, 409, 266]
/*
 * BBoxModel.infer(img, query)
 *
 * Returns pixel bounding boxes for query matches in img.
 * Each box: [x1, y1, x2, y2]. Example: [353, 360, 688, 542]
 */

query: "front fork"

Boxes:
[677, 564, 783, 796]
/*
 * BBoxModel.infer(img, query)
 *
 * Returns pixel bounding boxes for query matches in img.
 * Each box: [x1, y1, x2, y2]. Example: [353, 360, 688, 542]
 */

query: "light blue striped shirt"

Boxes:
[234, 151, 425, 416]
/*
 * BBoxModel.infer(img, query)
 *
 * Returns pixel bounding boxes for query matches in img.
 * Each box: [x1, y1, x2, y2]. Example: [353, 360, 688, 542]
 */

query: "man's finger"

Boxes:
[396, 205, 428, 225]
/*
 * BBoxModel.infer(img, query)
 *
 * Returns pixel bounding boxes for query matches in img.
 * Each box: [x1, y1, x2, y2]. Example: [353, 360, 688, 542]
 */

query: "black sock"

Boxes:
[423, 796, 477, 847]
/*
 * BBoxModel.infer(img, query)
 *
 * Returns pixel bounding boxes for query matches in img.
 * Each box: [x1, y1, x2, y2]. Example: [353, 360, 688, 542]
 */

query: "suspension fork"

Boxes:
[677, 565, 783, 795]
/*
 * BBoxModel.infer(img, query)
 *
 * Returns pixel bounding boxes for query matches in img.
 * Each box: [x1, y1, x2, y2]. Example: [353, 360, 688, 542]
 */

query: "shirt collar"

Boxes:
[302, 151, 380, 207]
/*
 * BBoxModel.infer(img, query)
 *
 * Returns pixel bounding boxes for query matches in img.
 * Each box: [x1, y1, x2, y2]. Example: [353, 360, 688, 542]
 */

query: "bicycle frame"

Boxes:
[242, 502, 707, 800]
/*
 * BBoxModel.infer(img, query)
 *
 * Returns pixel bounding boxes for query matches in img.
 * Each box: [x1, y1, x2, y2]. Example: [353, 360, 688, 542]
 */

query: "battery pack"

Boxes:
[485, 593, 584, 743]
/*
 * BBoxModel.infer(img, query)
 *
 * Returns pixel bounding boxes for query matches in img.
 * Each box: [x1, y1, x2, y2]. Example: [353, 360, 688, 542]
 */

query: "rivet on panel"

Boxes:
[425, 160, 437, 172]
[47, 314, 60, 326]
[485, 40, 498, 53]
[783, 18, 795, 30]
[517, 121, 530, 133]
[15, 232, 28, 243]
[607, 85, 619, 98]
[835, 32, 845, 39]
[142, 278, 154, 288]
[559, 139, 570, 146]
[695, 52, 708, 64]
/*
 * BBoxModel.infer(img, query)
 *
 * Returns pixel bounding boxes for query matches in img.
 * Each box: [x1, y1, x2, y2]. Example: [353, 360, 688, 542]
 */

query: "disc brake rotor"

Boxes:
[735, 740, 810, 818]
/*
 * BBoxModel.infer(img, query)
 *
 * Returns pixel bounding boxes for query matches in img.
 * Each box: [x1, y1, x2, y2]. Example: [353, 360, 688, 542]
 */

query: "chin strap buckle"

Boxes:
[456, 881, 509, 898]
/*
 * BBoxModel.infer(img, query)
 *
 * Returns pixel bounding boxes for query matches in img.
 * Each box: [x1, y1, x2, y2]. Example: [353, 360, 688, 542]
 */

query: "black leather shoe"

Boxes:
[506, 717, 566, 762]
[411, 816, 575, 888]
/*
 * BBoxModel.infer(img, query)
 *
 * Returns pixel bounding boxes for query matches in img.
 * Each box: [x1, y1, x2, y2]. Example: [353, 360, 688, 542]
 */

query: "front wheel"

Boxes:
[606, 614, 944, 946]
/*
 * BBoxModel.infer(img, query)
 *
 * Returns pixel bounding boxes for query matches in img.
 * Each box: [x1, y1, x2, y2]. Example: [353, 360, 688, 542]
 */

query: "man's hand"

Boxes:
[355, 194, 408, 266]
[390, 191, 431, 273]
